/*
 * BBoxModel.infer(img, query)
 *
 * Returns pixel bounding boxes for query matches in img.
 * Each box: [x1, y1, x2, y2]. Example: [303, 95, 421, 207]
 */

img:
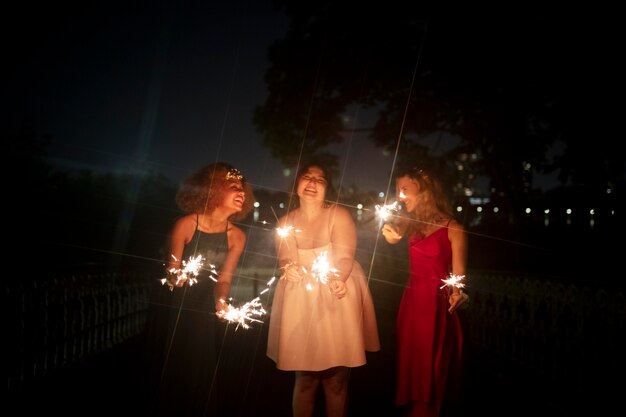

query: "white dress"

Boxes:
[267, 243, 380, 371]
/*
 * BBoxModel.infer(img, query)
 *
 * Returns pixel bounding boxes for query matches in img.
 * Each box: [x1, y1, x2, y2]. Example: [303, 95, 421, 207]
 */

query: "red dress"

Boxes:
[395, 226, 463, 417]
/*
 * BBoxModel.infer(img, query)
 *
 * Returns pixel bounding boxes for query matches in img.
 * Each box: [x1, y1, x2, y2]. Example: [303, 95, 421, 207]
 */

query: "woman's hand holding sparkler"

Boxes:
[161, 254, 205, 291]
[215, 297, 267, 330]
[164, 269, 186, 288]
[441, 273, 470, 313]
[215, 298, 230, 318]
[328, 279, 347, 299]
[281, 261, 305, 282]
[448, 291, 469, 313]
[381, 223, 403, 244]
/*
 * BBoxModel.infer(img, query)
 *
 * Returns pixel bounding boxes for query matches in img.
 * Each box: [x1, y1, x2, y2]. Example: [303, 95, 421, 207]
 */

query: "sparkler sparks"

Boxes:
[217, 276, 277, 330]
[276, 225, 302, 238]
[161, 254, 275, 329]
[440, 273, 466, 290]
[217, 297, 266, 330]
[311, 251, 339, 285]
[161, 254, 217, 290]
[374, 200, 406, 224]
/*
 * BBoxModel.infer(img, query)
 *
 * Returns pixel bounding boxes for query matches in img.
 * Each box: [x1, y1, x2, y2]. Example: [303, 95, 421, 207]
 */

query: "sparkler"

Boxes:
[217, 297, 266, 330]
[440, 273, 466, 290]
[310, 251, 339, 285]
[161, 254, 217, 290]
[217, 275, 277, 330]
[276, 224, 302, 238]
[441, 273, 469, 312]
[373, 195, 407, 227]
[375, 201, 404, 222]
[162, 253, 275, 329]
[279, 252, 339, 291]
[272, 203, 302, 239]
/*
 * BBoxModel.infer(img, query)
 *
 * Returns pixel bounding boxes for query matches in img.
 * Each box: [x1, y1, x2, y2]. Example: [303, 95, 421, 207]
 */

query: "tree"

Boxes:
[255, 1, 623, 224]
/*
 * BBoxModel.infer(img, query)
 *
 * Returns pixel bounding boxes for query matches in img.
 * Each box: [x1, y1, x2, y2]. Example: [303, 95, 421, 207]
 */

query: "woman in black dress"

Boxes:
[144, 162, 255, 417]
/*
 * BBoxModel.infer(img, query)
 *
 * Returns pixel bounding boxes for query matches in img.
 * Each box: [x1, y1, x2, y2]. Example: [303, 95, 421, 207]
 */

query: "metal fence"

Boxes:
[7, 268, 624, 398]
[7, 271, 152, 391]
[463, 272, 624, 399]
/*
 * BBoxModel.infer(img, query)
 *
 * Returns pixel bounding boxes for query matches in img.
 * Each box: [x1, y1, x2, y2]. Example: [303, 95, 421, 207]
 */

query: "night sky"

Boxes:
[6, 3, 304, 192]
[4, 3, 622, 196]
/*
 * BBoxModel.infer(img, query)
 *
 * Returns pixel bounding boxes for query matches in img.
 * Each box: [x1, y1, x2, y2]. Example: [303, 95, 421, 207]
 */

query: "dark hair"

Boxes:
[289, 161, 338, 209]
[175, 162, 256, 221]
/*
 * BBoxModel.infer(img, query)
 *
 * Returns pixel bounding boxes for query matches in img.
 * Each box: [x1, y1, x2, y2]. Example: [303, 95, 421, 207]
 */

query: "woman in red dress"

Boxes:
[381, 165, 469, 417]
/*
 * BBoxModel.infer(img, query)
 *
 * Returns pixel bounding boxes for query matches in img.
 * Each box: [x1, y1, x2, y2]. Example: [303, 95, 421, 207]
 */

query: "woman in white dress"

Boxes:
[267, 162, 380, 417]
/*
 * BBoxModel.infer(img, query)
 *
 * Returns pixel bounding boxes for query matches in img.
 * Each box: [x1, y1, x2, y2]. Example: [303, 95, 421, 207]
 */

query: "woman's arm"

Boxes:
[214, 224, 246, 311]
[165, 215, 195, 286]
[448, 219, 469, 312]
[448, 219, 468, 282]
[329, 205, 357, 283]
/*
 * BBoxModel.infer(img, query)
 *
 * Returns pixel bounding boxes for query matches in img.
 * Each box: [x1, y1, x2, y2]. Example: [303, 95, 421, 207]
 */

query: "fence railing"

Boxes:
[463, 271, 624, 399]
[7, 271, 152, 391]
[8, 268, 623, 397]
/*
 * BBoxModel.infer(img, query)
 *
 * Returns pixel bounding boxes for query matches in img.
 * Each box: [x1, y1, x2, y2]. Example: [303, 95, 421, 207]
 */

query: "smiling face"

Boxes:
[223, 179, 245, 212]
[297, 166, 328, 203]
[396, 175, 422, 214]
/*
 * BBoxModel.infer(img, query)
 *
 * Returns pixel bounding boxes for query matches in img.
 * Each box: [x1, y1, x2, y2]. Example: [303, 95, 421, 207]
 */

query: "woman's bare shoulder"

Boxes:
[227, 222, 246, 245]
[446, 219, 466, 238]
[173, 213, 196, 230]
[328, 203, 349, 215]
[327, 204, 356, 232]
[447, 218, 465, 230]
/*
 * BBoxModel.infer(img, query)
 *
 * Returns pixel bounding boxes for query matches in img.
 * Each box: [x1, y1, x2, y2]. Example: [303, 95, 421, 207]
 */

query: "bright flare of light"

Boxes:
[161, 254, 217, 290]
[440, 273, 466, 290]
[375, 201, 403, 222]
[310, 251, 338, 285]
[276, 225, 302, 238]
[276, 225, 294, 238]
[216, 275, 276, 330]
[218, 297, 266, 330]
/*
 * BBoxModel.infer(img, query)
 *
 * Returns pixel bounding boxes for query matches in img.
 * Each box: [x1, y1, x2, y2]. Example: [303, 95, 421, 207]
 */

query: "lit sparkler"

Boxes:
[217, 275, 277, 330]
[375, 201, 402, 222]
[217, 297, 266, 330]
[310, 251, 339, 285]
[440, 273, 466, 290]
[375, 196, 406, 225]
[276, 225, 302, 238]
[161, 254, 217, 290]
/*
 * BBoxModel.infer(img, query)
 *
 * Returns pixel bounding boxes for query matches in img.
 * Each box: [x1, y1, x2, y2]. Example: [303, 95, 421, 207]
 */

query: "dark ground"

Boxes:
[9, 300, 585, 417]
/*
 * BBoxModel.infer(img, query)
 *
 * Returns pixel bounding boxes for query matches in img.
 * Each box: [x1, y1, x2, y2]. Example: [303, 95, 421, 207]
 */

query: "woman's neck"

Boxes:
[297, 200, 324, 220]
[197, 212, 229, 232]
[409, 207, 446, 234]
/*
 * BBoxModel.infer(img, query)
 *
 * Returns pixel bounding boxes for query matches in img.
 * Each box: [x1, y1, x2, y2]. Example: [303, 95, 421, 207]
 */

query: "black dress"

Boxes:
[143, 217, 229, 417]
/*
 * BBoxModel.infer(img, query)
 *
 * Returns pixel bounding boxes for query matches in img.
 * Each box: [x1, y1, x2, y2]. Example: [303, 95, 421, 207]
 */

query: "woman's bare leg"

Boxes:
[321, 367, 350, 417]
[293, 370, 320, 417]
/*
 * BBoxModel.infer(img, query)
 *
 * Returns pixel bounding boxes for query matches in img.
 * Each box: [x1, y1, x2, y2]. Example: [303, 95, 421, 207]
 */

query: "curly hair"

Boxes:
[175, 162, 256, 221]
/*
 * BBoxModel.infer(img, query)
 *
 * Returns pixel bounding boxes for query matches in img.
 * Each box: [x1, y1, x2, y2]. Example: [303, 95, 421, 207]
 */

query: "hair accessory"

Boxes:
[225, 168, 244, 181]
